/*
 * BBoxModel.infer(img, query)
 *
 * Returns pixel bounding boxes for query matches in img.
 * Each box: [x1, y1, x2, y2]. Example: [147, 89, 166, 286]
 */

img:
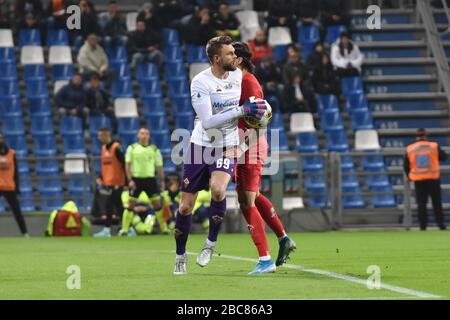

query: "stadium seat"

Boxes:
[341, 76, 364, 95]
[235, 10, 260, 42]
[5, 135, 28, 157]
[290, 113, 315, 133]
[35, 159, 59, 175]
[371, 185, 396, 208]
[25, 79, 49, 99]
[91, 138, 102, 156]
[24, 64, 46, 80]
[304, 173, 326, 191]
[33, 135, 57, 156]
[142, 96, 165, 115]
[119, 133, 137, 148]
[342, 186, 365, 208]
[64, 153, 89, 174]
[0, 29, 14, 47]
[0, 96, 22, 116]
[139, 79, 162, 99]
[174, 113, 195, 131]
[355, 130, 381, 150]
[110, 61, 130, 80]
[107, 45, 128, 63]
[19, 29, 41, 46]
[189, 63, 210, 81]
[341, 155, 356, 170]
[20, 190, 35, 212]
[0, 79, 19, 97]
[2, 115, 25, 136]
[365, 169, 390, 188]
[320, 109, 344, 131]
[296, 132, 319, 153]
[163, 160, 177, 174]
[163, 45, 183, 62]
[361, 154, 385, 170]
[67, 174, 90, 193]
[342, 170, 360, 188]
[89, 116, 112, 136]
[60, 116, 83, 136]
[267, 129, 289, 152]
[0, 61, 17, 80]
[47, 29, 69, 46]
[186, 44, 209, 63]
[38, 175, 63, 193]
[316, 94, 339, 112]
[298, 23, 320, 59]
[111, 79, 133, 98]
[268, 27, 292, 46]
[114, 98, 138, 118]
[152, 131, 172, 156]
[326, 129, 349, 152]
[51, 64, 74, 81]
[171, 97, 193, 114]
[118, 117, 140, 135]
[164, 60, 186, 80]
[272, 45, 288, 64]
[345, 92, 369, 113]
[167, 79, 190, 99]
[62, 135, 86, 153]
[269, 112, 284, 130]
[53, 80, 69, 94]
[136, 63, 159, 81]
[301, 155, 324, 172]
[146, 115, 169, 132]
[0, 47, 16, 62]
[126, 12, 138, 31]
[307, 193, 327, 208]
[28, 97, 51, 116]
[39, 191, 64, 211]
[350, 109, 374, 131]
[20, 45, 44, 64]
[162, 28, 180, 46]
[326, 25, 347, 44]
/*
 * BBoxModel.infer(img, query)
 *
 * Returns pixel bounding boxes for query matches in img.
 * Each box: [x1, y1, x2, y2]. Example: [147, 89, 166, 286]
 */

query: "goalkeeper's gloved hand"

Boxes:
[242, 98, 268, 120]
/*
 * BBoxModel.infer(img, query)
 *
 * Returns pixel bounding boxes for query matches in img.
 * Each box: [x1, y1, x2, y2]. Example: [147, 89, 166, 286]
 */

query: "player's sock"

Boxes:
[207, 198, 226, 242]
[121, 209, 134, 232]
[175, 211, 192, 255]
[255, 194, 286, 239]
[242, 206, 270, 258]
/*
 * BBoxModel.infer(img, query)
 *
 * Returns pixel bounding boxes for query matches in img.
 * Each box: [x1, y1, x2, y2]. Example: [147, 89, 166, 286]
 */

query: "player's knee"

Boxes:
[179, 201, 194, 215]
[211, 188, 226, 202]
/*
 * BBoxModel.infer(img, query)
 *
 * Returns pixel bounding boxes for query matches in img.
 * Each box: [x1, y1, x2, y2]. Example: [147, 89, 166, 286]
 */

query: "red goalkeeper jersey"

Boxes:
[238, 71, 268, 162]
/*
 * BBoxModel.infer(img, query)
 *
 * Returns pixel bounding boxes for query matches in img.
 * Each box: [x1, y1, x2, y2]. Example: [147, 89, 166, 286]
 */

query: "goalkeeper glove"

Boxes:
[242, 98, 268, 120]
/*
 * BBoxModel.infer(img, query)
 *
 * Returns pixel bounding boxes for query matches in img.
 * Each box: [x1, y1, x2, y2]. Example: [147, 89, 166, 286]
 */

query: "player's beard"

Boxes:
[223, 61, 237, 71]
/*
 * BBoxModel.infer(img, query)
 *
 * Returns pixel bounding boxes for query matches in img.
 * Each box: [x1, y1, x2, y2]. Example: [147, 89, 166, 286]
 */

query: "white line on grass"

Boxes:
[183, 251, 441, 299]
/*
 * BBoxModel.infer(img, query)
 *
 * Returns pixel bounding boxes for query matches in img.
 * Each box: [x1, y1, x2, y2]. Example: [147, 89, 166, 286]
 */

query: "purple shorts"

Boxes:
[181, 143, 235, 193]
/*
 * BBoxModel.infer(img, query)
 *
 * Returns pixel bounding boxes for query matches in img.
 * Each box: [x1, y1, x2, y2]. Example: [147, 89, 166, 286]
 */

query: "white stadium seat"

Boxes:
[53, 80, 69, 94]
[0, 29, 14, 47]
[64, 153, 89, 174]
[114, 98, 138, 118]
[126, 12, 138, 31]
[189, 63, 210, 81]
[236, 10, 261, 42]
[283, 197, 304, 210]
[48, 45, 72, 65]
[290, 113, 316, 133]
[268, 27, 292, 46]
[355, 129, 381, 151]
[20, 45, 44, 65]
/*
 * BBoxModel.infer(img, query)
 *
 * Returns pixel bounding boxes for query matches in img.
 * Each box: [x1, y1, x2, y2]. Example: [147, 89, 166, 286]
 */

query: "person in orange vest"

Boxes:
[94, 128, 126, 237]
[0, 133, 29, 236]
[404, 128, 447, 230]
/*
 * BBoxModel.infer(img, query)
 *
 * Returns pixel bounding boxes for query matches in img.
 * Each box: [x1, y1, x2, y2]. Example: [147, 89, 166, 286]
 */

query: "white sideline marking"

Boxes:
[183, 251, 441, 299]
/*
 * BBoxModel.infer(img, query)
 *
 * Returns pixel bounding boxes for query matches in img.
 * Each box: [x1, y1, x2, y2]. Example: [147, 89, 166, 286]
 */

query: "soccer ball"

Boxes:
[244, 98, 272, 129]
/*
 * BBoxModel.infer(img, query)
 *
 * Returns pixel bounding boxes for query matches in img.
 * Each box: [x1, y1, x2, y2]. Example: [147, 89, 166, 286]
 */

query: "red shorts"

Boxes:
[234, 162, 263, 192]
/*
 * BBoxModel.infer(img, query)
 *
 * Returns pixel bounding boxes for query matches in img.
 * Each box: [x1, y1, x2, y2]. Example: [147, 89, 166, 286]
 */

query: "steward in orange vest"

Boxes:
[404, 128, 447, 230]
[0, 133, 28, 236]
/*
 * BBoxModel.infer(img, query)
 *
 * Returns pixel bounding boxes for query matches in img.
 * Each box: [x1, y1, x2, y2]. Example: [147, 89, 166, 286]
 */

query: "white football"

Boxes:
[244, 98, 272, 129]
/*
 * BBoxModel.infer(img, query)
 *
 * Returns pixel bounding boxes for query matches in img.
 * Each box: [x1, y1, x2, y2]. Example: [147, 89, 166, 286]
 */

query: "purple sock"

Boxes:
[175, 212, 192, 255]
[208, 198, 227, 242]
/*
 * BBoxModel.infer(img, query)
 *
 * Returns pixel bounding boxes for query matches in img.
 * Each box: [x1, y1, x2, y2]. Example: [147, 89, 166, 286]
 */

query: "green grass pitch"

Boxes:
[0, 231, 449, 300]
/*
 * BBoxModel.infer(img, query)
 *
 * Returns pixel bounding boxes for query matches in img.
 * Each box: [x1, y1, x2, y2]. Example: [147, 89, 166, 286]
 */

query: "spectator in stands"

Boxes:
[85, 73, 113, 119]
[0, 0, 12, 28]
[282, 44, 309, 87]
[153, 0, 183, 29]
[266, 0, 297, 40]
[71, 0, 100, 47]
[247, 29, 273, 65]
[17, 13, 46, 44]
[0, 133, 29, 237]
[211, 1, 240, 40]
[55, 73, 87, 118]
[294, 0, 320, 25]
[282, 73, 316, 114]
[77, 33, 115, 85]
[331, 31, 364, 77]
[255, 55, 282, 101]
[136, 2, 161, 33]
[404, 128, 447, 231]
[15, 0, 44, 22]
[184, 5, 215, 45]
[101, 0, 127, 48]
[320, 0, 351, 29]
[45, 0, 67, 29]
[312, 53, 341, 96]
[306, 41, 325, 74]
[128, 19, 163, 68]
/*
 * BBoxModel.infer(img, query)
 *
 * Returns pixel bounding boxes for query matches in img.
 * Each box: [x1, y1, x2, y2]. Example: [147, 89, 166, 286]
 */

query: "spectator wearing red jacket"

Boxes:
[247, 30, 273, 65]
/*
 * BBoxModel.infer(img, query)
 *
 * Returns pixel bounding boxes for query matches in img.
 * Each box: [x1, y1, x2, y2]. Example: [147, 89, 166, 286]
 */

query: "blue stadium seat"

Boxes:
[67, 174, 90, 193]
[371, 185, 396, 208]
[19, 176, 33, 193]
[272, 45, 288, 64]
[38, 175, 63, 193]
[0, 62, 17, 80]
[163, 45, 183, 62]
[0, 79, 19, 97]
[33, 135, 57, 156]
[139, 79, 163, 99]
[164, 61, 186, 80]
[5, 135, 28, 157]
[266, 95, 280, 112]
[146, 115, 169, 132]
[136, 63, 159, 81]
[118, 117, 140, 135]
[110, 61, 131, 80]
[60, 116, 83, 136]
[325, 25, 347, 44]
[119, 133, 137, 148]
[162, 28, 180, 46]
[163, 160, 177, 174]
[186, 44, 209, 63]
[316, 94, 339, 112]
[167, 78, 190, 99]
[30, 116, 54, 135]
[25, 79, 49, 99]
[35, 159, 59, 175]
[301, 156, 324, 172]
[51, 64, 74, 81]
[341, 76, 363, 95]
[296, 132, 319, 153]
[326, 129, 349, 152]
[307, 193, 328, 208]
[365, 169, 390, 188]
[361, 154, 385, 170]
[350, 109, 374, 130]
[1, 115, 25, 136]
[62, 135, 86, 153]
[91, 137, 102, 156]
[39, 191, 64, 211]
[342, 169, 360, 188]
[0, 96, 22, 116]
[47, 29, 69, 46]
[0, 47, 16, 62]
[89, 115, 112, 136]
[142, 96, 165, 115]
[304, 173, 326, 191]
[298, 24, 320, 59]
[345, 92, 369, 113]
[320, 109, 344, 131]
[174, 112, 195, 131]
[24, 64, 46, 80]
[342, 186, 365, 208]
[152, 131, 172, 156]
[28, 97, 51, 116]
[341, 155, 356, 170]
[106, 45, 128, 63]
[111, 79, 133, 98]
[269, 112, 284, 130]
[267, 129, 289, 152]
[19, 29, 41, 46]
[20, 190, 35, 212]
[171, 97, 193, 114]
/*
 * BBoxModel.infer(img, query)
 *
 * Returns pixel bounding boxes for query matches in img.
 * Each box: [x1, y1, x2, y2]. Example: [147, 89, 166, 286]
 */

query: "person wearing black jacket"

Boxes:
[266, 0, 297, 40]
[128, 19, 163, 67]
[0, 133, 29, 237]
[102, 0, 127, 47]
[282, 73, 316, 114]
[212, 1, 240, 40]
[255, 55, 282, 100]
[184, 5, 215, 45]
[312, 53, 340, 96]
[306, 42, 325, 74]
[294, 0, 320, 25]
[136, 2, 162, 33]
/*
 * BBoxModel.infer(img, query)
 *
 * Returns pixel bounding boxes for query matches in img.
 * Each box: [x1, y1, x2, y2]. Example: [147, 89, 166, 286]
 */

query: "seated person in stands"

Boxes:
[255, 55, 283, 102]
[306, 41, 325, 74]
[294, 0, 320, 25]
[136, 2, 162, 33]
[0, 0, 12, 28]
[14, 0, 44, 26]
[85, 74, 114, 119]
[153, 0, 183, 29]
[247, 29, 273, 65]
[282, 74, 316, 114]
[312, 53, 341, 96]
[184, 5, 215, 45]
[331, 31, 364, 77]
[101, 0, 127, 48]
[282, 44, 309, 87]
[127, 19, 163, 68]
[55, 73, 88, 118]
[266, 0, 297, 40]
[320, 0, 351, 29]
[70, 0, 100, 47]
[77, 33, 115, 86]
[212, 1, 240, 39]
[46, 0, 68, 29]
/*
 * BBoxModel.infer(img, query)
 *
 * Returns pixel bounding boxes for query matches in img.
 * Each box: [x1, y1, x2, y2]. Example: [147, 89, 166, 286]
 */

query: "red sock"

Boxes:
[242, 206, 270, 257]
[255, 194, 286, 238]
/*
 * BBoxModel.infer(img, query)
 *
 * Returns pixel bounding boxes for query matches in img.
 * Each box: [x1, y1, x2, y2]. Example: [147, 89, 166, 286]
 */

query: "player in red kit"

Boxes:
[232, 42, 297, 274]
